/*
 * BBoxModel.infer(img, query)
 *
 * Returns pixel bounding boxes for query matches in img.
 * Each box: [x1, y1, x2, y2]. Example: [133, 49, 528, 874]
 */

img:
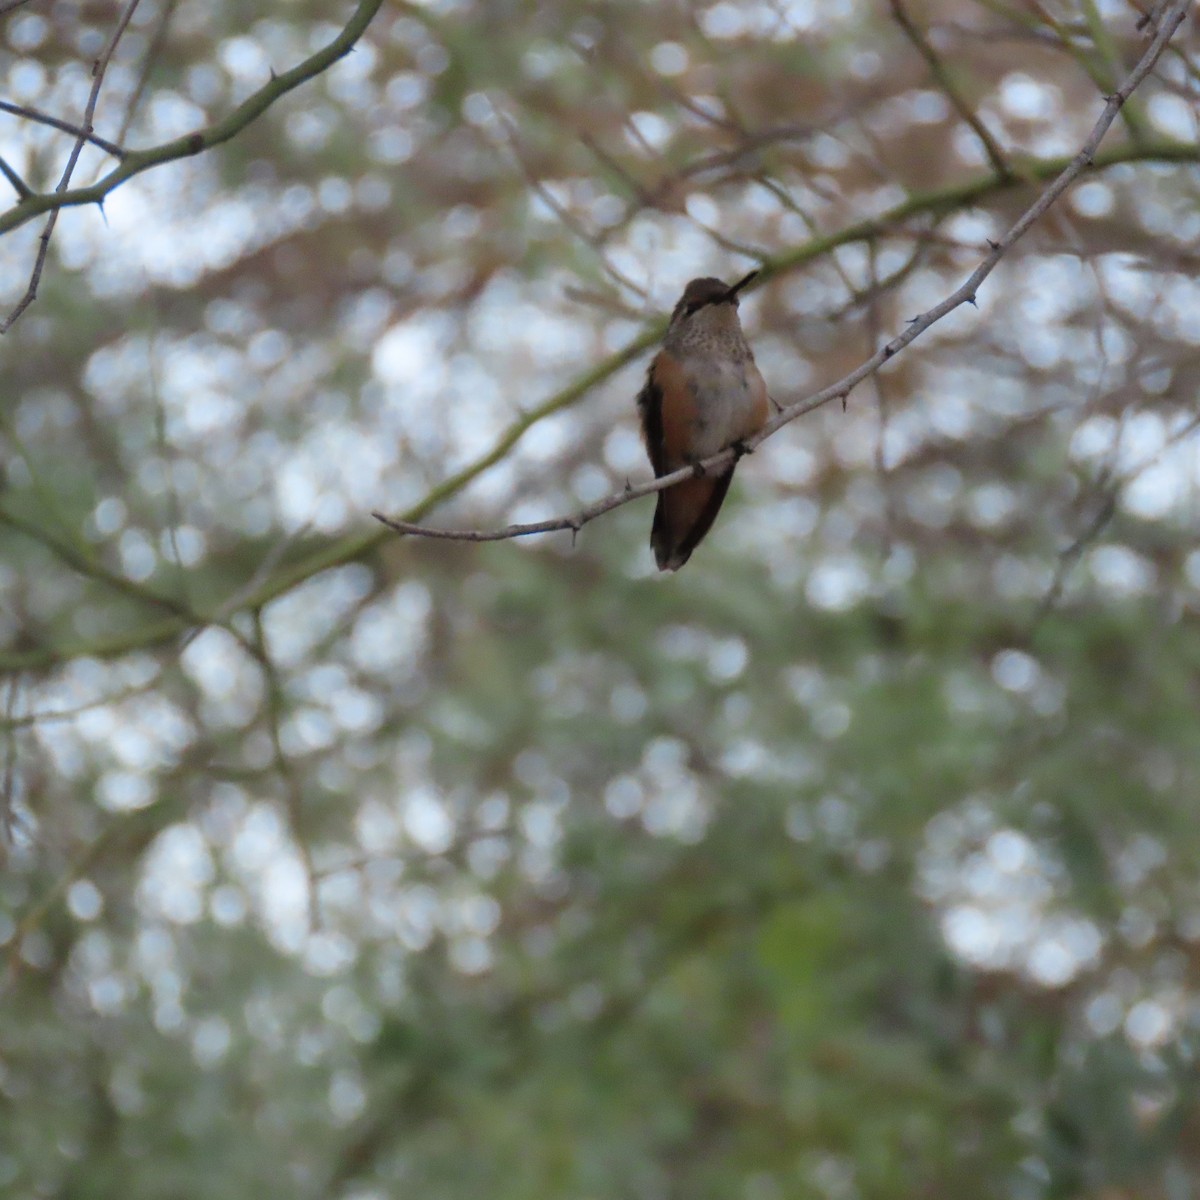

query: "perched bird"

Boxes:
[636, 270, 768, 571]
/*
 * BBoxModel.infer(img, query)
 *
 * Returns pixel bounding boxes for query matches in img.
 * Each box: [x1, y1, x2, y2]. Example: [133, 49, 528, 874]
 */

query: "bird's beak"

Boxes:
[722, 269, 759, 304]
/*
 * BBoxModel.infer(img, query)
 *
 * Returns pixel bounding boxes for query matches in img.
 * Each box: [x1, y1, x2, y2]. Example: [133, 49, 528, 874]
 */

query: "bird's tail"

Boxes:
[650, 470, 734, 571]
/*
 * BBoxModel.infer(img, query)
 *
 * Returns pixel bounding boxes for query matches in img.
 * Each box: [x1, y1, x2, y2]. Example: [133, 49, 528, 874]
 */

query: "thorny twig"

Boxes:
[1, 0, 143, 332]
[0, 0, 384, 333]
[0, 155, 32, 200]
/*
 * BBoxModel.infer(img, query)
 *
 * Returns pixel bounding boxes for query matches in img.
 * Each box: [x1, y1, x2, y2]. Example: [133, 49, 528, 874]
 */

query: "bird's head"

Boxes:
[669, 270, 759, 328]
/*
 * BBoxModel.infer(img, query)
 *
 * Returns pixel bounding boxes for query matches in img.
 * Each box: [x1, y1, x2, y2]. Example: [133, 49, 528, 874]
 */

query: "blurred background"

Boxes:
[3, 1, 1200, 1196]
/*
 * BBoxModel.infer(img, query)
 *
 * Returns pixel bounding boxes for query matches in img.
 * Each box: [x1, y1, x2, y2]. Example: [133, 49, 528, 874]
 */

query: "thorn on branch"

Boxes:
[0, 156, 32, 201]
[986, 238, 1000, 250]
[883, 346, 895, 358]
[691, 461, 707, 479]
[965, 294, 978, 308]
[841, 394, 848, 413]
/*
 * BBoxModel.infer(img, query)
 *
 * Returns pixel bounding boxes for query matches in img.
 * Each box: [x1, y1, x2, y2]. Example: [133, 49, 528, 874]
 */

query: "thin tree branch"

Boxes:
[0, 101, 127, 160]
[494, 109, 647, 300]
[113, 0, 181, 146]
[1020, 0, 1154, 142]
[373, 0, 1192, 547]
[890, 0, 1012, 177]
[1033, 491, 1118, 623]
[0, 0, 385, 240]
[0, 502, 199, 625]
[2, 0, 143, 332]
[1077, 0, 1154, 141]
[1033, 406, 1200, 622]
[250, 610, 319, 934]
[0, 676, 161, 733]
[0, 499, 259, 661]
[0, 673, 19, 856]
[1, 788, 187, 983]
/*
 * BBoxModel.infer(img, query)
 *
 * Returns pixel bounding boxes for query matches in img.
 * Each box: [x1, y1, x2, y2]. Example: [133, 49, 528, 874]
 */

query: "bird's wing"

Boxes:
[636, 355, 667, 477]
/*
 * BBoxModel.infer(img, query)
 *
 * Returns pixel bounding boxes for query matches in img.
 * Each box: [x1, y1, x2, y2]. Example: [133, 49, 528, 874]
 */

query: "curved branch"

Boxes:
[889, 0, 1011, 176]
[373, 0, 1193, 548]
[0, 0, 385, 238]
[2, 0, 143, 331]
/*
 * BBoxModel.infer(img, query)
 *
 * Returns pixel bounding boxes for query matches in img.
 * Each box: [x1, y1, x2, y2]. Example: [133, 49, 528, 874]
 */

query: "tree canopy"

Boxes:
[3, 2, 1200, 1197]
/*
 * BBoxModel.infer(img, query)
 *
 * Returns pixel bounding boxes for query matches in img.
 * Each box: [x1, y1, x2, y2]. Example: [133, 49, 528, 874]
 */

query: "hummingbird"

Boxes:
[636, 270, 768, 571]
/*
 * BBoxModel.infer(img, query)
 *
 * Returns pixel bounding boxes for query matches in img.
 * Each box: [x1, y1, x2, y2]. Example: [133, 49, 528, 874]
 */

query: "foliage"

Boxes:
[2, 2, 1200, 1198]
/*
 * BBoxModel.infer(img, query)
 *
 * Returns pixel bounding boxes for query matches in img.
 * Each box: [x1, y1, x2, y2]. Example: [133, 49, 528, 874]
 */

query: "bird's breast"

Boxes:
[682, 353, 765, 459]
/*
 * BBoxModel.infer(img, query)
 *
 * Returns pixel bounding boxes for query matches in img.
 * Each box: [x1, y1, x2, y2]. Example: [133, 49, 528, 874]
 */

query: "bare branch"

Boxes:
[0, 673, 18, 857]
[890, 0, 1012, 177]
[494, 109, 647, 300]
[114, 0, 182, 146]
[1034, 405, 1200, 622]
[0, 502, 198, 625]
[1033, 491, 1118, 623]
[1078, 0, 1154, 141]
[1, 0, 143, 332]
[1023, 0, 1155, 142]
[249, 611, 319, 934]
[0, 100, 127, 159]
[374, 0, 1193, 547]
[0, 0, 385, 241]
